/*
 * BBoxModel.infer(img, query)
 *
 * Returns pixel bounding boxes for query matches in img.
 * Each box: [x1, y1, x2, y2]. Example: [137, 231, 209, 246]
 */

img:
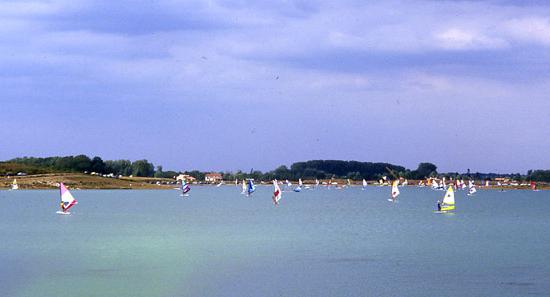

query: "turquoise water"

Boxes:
[1, 187, 549, 297]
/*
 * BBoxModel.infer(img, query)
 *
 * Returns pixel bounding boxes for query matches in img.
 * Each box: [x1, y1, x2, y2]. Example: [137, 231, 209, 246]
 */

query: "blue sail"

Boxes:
[247, 179, 256, 195]
[181, 181, 191, 194]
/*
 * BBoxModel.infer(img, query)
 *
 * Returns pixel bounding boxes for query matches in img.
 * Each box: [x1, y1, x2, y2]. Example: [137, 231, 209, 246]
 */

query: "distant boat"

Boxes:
[293, 178, 303, 192]
[531, 181, 540, 191]
[436, 186, 455, 212]
[272, 180, 282, 206]
[468, 180, 477, 196]
[181, 180, 191, 197]
[246, 179, 256, 196]
[11, 179, 19, 190]
[362, 179, 367, 190]
[57, 183, 77, 215]
[315, 179, 320, 188]
[432, 180, 439, 190]
[389, 180, 399, 202]
[347, 179, 351, 187]
[216, 181, 224, 187]
[460, 179, 467, 190]
[241, 179, 246, 194]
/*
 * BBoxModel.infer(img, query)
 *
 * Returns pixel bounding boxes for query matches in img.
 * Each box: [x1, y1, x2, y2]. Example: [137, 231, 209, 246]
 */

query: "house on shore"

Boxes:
[176, 174, 197, 183]
[205, 173, 223, 183]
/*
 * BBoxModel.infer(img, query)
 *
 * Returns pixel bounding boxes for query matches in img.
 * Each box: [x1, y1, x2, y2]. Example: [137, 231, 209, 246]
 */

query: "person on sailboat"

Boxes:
[60, 201, 66, 213]
[437, 200, 441, 211]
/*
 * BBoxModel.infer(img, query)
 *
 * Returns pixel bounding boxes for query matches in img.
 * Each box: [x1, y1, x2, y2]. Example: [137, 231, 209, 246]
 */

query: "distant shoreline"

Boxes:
[1, 174, 547, 190]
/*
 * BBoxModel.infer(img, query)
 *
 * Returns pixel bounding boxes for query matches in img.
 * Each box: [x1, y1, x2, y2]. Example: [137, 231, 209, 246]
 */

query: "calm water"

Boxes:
[0, 186, 549, 297]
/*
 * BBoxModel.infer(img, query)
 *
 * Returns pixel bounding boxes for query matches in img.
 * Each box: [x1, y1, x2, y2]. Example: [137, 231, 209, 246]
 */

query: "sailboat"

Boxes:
[389, 180, 399, 202]
[315, 179, 320, 188]
[11, 179, 19, 190]
[246, 179, 256, 196]
[293, 178, 303, 192]
[362, 179, 367, 190]
[432, 179, 439, 190]
[216, 180, 224, 187]
[181, 180, 191, 197]
[468, 180, 476, 195]
[531, 181, 540, 191]
[57, 183, 78, 215]
[241, 179, 247, 194]
[436, 186, 455, 212]
[272, 180, 282, 206]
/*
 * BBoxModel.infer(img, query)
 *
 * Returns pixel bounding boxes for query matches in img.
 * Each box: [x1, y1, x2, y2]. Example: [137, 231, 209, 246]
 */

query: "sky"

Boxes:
[1, 0, 549, 173]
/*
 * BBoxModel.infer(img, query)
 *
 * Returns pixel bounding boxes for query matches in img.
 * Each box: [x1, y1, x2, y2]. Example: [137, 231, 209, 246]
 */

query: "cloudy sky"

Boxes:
[1, 0, 549, 173]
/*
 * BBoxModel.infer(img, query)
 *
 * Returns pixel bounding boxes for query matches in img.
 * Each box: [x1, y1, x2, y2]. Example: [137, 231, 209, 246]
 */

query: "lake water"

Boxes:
[1, 186, 549, 297]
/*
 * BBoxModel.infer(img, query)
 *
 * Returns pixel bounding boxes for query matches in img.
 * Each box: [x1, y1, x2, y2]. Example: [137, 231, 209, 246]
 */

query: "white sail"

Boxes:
[362, 179, 367, 188]
[299, 178, 303, 187]
[241, 179, 246, 194]
[391, 180, 400, 199]
[272, 180, 282, 205]
[11, 179, 19, 190]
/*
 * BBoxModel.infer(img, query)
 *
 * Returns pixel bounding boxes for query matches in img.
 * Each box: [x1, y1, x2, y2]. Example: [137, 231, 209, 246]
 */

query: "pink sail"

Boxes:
[59, 183, 78, 212]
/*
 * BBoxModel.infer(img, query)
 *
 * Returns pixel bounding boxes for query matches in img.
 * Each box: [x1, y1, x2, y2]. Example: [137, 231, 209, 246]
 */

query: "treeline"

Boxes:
[5, 155, 550, 182]
[217, 161, 434, 181]
[528, 170, 550, 182]
[6, 156, 173, 178]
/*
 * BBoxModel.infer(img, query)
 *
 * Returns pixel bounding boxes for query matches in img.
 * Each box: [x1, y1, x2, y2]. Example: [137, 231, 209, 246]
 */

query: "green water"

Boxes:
[1, 187, 549, 297]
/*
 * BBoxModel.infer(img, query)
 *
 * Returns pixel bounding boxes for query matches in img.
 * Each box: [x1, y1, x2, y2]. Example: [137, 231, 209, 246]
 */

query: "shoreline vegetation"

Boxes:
[0, 174, 547, 190]
[1, 155, 549, 190]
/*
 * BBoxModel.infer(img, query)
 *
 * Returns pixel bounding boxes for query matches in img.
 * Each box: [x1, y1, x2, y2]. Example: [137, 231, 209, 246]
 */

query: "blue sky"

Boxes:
[1, 0, 549, 173]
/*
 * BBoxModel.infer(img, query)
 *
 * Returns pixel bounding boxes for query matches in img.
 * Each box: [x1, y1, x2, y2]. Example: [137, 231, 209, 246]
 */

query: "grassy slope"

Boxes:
[0, 173, 175, 190]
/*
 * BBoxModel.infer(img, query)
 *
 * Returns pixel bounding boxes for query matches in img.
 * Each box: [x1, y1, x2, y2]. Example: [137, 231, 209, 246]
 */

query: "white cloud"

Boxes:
[435, 28, 508, 50]
[505, 17, 550, 45]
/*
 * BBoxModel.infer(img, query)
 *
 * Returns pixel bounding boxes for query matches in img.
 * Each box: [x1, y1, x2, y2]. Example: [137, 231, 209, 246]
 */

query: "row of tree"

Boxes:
[5, 156, 550, 182]
[8, 156, 157, 177]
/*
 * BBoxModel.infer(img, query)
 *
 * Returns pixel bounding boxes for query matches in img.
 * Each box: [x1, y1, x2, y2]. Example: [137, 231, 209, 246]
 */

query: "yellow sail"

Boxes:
[11, 179, 19, 190]
[441, 186, 455, 211]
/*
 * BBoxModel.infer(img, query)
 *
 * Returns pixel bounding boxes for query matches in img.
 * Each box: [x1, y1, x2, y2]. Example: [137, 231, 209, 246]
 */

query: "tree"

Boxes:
[154, 165, 164, 178]
[411, 162, 437, 179]
[105, 160, 132, 176]
[131, 160, 155, 177]
[90, 156, 106, 173]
